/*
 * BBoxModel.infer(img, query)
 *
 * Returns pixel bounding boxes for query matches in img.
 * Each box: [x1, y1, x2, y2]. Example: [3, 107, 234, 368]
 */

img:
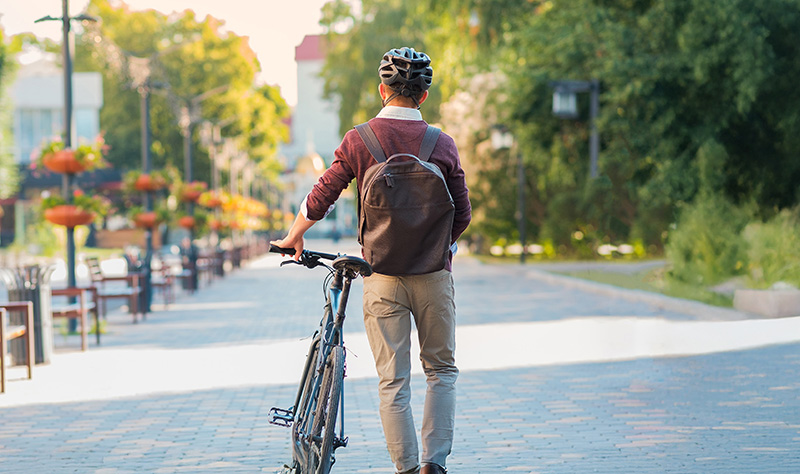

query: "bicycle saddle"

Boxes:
[332, 255, 373, 277]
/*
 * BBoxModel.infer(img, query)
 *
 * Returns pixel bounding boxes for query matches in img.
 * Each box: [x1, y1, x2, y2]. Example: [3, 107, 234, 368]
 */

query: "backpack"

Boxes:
[355, 122, 455, 275]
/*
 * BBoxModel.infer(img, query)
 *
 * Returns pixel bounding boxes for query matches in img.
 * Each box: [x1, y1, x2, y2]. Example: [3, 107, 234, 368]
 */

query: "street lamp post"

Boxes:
[179, 85, 229, 290]
[550, 79, 600, 179]
[491, 126, 526, 264]
[35, 2, 96, 327]
[136, 78, 161, 313]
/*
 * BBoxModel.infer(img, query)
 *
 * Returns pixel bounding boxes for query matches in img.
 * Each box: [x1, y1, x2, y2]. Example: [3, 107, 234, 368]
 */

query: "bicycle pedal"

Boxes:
[279, 464, 297, 474]
[268, 407, 294, 427]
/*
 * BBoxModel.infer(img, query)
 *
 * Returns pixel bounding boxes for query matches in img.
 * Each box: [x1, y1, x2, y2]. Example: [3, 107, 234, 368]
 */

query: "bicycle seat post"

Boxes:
[331, 269, 344, 291]
[335, 273, 355, 326]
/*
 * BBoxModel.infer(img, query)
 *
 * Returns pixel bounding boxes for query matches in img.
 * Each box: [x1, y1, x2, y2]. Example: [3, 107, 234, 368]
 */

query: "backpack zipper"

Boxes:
[384, 173, 394, 187]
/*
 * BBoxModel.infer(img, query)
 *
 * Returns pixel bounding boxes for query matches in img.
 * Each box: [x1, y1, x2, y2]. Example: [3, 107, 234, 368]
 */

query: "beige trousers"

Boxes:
[362, 269, 458, 472]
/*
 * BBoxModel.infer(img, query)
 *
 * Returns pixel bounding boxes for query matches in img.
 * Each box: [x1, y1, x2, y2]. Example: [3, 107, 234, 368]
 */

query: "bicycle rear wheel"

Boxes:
[307, 345, 344, 474]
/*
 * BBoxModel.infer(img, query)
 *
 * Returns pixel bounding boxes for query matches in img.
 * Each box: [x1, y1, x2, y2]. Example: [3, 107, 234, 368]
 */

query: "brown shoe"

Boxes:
[396, 467, 420, 474]
[421, 464, 447, 474]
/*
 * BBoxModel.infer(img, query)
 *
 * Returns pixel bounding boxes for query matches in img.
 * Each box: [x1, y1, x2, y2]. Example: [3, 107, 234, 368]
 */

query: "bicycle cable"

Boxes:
[322, 267, 335, 299]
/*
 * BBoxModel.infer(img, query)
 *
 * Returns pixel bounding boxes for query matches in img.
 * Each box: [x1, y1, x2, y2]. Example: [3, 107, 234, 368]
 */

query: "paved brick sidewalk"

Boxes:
[1, 239, 799, 473]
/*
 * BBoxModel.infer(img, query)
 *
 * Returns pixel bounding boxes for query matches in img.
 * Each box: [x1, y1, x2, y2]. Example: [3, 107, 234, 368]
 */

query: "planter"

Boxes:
[134, 174, 167, 192]
[181, 190, 203, 203]
[42, 150, 86, 174]
[733, 288, 800, 318]
[133, 212, 159, 229]
[178, 216, 196, 229]
[44, 205, 94, 227]
[203, 197, 223, 208]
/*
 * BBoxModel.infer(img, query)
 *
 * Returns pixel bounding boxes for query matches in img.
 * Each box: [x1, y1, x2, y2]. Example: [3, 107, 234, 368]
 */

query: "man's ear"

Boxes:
[378, 83, 388, 100]
[418, 90, 429, 105]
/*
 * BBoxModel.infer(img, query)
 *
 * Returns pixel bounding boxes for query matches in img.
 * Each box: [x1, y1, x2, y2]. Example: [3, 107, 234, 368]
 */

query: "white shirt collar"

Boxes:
[376, 106, 423, 121]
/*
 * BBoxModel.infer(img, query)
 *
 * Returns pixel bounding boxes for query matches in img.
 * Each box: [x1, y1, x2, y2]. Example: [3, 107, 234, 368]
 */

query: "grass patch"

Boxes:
[55, 318, 108, 338]
[554, 267, 734, 308]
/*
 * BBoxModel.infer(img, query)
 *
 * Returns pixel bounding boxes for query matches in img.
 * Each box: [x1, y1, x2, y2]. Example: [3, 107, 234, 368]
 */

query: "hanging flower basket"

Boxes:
[177, 181, 208, 203]
[198, 192, 223, 208]
[134, 174, 168, 192]
[42, 149, 87, 174]
[44, 205, 95, 227]
[35, 136, 109, 173]
[178, 216, 196, 229]
[183, 191, 202, 202]
[133, 211, 159, 229]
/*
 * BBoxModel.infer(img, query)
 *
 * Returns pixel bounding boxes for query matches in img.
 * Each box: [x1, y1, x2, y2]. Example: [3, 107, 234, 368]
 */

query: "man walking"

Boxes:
[272, 46, 471, 474]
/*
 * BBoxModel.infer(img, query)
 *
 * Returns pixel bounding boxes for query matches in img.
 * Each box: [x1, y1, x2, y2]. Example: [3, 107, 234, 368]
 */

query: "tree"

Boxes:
[76, 0, 289, 183]
[497, 0, 800, 248]
[0, 27, 20, 199]
[319, 0, 800, 253]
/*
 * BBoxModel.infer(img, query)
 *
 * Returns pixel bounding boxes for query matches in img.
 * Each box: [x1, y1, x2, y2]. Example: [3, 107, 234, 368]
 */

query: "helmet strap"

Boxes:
[382, 88, 421, 109]
[382, 90, 402, 107]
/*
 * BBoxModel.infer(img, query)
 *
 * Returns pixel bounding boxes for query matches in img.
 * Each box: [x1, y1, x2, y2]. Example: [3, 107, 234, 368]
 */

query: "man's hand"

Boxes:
[270, 236, 304, 261]
[271, 211, 317, 261]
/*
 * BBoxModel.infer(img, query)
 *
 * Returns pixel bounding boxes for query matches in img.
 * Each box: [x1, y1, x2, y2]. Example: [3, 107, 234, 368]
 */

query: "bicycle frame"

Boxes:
[269, 245, 371, 474]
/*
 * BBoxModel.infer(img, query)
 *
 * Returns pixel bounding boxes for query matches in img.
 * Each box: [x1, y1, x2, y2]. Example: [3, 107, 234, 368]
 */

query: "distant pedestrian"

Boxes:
[272, 46, 471, 474]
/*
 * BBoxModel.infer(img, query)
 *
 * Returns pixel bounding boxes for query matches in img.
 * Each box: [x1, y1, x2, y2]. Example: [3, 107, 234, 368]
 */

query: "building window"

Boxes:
[16, 108, 62, 164]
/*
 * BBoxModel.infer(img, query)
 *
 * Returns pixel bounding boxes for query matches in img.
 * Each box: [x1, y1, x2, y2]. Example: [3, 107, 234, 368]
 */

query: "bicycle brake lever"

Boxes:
[280, 259, 302, 267]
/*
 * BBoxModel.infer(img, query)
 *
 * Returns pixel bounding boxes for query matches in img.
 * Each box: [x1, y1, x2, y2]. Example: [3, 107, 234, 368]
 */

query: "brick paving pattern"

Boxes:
[1, 239, 799, 473]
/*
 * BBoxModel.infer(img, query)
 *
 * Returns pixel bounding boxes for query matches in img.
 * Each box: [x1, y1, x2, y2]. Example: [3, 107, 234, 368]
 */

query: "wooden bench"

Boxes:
[86, 256, 145, 323]
[150, 255, 175, 307]
[51, 287, 97, 350]
[0, 302, 34, 393]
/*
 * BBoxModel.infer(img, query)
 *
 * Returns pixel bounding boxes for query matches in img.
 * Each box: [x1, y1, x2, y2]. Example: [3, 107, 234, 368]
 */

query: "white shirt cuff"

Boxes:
[300, 194, 334, 221]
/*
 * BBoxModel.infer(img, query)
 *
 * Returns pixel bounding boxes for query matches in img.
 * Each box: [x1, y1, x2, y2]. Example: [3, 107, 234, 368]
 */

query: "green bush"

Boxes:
[743, 209, 800, 289]
[665, 192, 749, 285]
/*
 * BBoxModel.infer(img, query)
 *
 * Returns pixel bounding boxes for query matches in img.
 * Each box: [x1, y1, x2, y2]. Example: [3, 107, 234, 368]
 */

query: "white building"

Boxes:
[280, 35, 356, 237]
[8, 54, 103, 164]
[280, 35, 341, 166]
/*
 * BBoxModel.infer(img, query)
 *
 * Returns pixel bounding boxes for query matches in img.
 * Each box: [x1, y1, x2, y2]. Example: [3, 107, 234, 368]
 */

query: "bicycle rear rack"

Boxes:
[268, 406, 294, 427]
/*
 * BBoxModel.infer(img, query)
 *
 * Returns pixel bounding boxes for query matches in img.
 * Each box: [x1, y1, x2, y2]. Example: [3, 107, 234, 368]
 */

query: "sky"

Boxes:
[0, 0, 333, 107]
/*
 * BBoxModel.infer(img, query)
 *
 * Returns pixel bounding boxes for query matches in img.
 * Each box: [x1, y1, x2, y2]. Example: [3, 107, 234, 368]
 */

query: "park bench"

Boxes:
[85, 256, 145, 323]
[0, 302, 34, 393]
[51, 287, 97, 350]
[197, 254, 215, 287]
[177, 257, 198, 294]
[150, 254, 175, 307]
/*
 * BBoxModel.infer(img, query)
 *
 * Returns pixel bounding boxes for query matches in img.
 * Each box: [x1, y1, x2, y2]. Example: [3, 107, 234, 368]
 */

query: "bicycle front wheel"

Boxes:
[307, 345, 344, 474]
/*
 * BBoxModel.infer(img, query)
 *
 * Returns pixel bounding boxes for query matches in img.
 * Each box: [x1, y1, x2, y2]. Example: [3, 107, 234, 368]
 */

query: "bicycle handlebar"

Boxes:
[270, 244, 339, 268]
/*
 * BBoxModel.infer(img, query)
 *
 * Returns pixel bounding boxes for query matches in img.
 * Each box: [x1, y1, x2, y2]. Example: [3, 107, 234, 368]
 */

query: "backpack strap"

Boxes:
[418, 125, 441, 162]
[355, 123, 387, 163]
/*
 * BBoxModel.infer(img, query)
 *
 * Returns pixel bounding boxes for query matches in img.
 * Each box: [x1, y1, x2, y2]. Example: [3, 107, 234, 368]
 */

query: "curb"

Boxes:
[524, 267, 755, 321]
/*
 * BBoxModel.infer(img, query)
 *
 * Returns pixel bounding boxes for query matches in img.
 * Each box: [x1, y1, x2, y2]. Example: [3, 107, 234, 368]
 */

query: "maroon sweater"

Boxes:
[305, 117, 472, 268]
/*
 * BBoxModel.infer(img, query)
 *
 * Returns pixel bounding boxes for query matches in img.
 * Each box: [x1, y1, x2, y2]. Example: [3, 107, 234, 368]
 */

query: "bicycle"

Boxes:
[267, 244, 373, 474]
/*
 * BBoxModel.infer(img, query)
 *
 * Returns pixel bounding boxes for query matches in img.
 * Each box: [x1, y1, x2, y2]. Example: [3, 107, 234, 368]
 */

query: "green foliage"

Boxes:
[33, 135, 110, 171]
[0, 27, 19, 198]
[76, 0, 289, 183]
[743, 208, 800, 289]
[39, 191, 112, 217]
[318, 0, 537, 135]
[665, 192, 749, 285]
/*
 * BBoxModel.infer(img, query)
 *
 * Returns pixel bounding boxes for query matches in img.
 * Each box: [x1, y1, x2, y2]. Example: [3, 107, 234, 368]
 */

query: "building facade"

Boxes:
[0, 55, 104, 247]
[279, 35, 356, 238]
[9, 54, 103, 164]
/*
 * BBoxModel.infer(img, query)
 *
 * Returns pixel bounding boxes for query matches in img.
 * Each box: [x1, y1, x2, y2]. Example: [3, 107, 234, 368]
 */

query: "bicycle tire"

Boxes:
[308, 345, 344, 474]
[292, 337, 320, 467]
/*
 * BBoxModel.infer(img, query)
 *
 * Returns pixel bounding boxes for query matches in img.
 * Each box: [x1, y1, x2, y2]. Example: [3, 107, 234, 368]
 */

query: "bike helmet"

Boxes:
[378, 47, 433, 108]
